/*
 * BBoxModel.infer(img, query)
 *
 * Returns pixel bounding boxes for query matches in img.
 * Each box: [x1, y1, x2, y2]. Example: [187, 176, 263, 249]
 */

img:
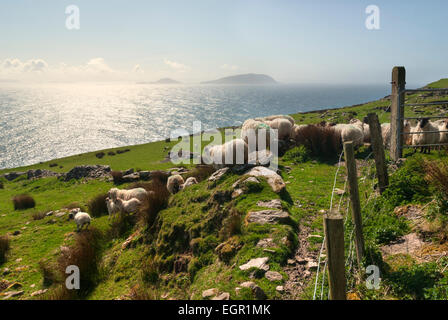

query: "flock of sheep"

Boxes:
[67, 114, 448, 232]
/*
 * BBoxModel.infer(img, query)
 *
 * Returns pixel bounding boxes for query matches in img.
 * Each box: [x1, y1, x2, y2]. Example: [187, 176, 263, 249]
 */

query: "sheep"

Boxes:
[437, 119, 448, 147]
[181, 177, 198, 189]
[108, 187, 147, 202]
[329, 124, 364, 148]
[68, 209, 91, 232]
[241, 119, 271, 149]
[412, 118, 440, 154]
[290, 124, 308, 142]
[255, 115, 295, 126]
[381, 120, 412, 149]
[105, 197, 120, 220]
[114, 197, 142, 214]
[206, 139, 249, 166]
[349, 119, 370, 143]
[167, 174, 185, 194]
[264, 118, 293, 141]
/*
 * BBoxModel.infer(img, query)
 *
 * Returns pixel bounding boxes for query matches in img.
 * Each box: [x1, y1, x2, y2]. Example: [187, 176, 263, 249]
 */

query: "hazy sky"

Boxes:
[0, 0, 447, 85]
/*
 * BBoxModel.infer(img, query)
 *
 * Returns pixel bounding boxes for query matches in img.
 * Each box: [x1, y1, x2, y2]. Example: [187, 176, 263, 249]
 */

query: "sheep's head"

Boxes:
[418, 118, 430, 129]
[108, 188, 118, 200]
[68, 209, 78, 220]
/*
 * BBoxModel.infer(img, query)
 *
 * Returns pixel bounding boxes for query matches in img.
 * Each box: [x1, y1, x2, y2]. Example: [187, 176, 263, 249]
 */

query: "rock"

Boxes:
[64, 165, 111, 181]
[46, 219, 57, 225]
[307, 234, 323, 239]
[232, 189, 244, 199]
[15, 258, 22, 263]
[276, 285, 284, 293]
[27, 169, 59, 180]
[306, 261, 319, 270]
[2, 268, 10, 275]
[3, 172, 26, 181]
[202, 288, 218, 299]
[244, 166, 286, 193]
[5, 282, 22, 290]
[244, 177, 260, 184]
[257, 199, 282, 209]
[334, 188, 345, 195]
[212, 292, 230, 300]
[2, 290, 24, 299]
[295, 257, 307, 265]
[240, 281, 267, 300]
[30, 284, 35, 288]
[12, 230, 20, 236]
[246, 210, 290, 225]
[287, 259, 296, 265]
[235, 287, 242, 295]
[123, 168, 134, 175]
[30, 289, 48, 297]
[239, 257, 269, 272]
[208, 167, 230, 183]
[139, 171, 151, 180]
[247, 150, 274, 167]
[265, 271, 283, 282]
[256, 238, 277, 248]
[45, 211, 53, 216]
[55, 211, 67, 218]
[121, 173, 140, 183]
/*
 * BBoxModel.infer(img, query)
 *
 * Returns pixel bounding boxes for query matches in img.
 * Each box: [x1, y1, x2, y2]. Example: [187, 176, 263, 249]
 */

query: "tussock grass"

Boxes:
[138, 176, 170, 228]
[0, 235, 10, 264]
[32, 211, 47, 220]
[184, 165, 215, 182]
[87, 193, 108, 218]
[424, 159, 448, 198]
[12, 194, 36, 210]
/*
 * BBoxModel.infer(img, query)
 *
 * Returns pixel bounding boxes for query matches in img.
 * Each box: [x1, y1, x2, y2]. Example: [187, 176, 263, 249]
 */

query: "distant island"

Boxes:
[138, 78, 181, 84]
[202, 73, 277, 85]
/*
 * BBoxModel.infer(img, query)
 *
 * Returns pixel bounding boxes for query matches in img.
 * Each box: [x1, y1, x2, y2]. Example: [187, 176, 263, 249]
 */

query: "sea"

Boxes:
[0, 82, 398, 169]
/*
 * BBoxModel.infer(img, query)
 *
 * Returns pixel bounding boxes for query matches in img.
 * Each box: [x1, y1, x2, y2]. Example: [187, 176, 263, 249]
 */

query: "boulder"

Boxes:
[246, 210, 290, 225]
[27, 169, 59, 180]
[202, 288, 218, 299]
[265, 271, 283, 282]
[244, 166, 285, 193]
[239, 257, 269, 272]
[257, 199, 282, 209]
[208, 167, 230, 183]
[121, 173, 140, 183]
[64, 165, 111, 181]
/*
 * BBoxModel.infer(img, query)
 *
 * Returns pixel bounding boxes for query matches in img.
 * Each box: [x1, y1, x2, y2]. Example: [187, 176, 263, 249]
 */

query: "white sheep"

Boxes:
[68, 209, 91, 232]
[108, 187, 147, 202]
[114, 197, 142, 214]
[264, 118, 293, 141]
[105, 197, 120, 220]
[255, 114, 295, 126]
[349, 119, 370, 143]
[241, 119, 271, 149]
[167, 174, 185, 194]
[333, 124, 364, 148]
[436, 119, 448, 146]
[381, 120, 412, 149]
[412, 118, 440, 154]
[181, 177, 198, 189]
[206, 139, 249, 166]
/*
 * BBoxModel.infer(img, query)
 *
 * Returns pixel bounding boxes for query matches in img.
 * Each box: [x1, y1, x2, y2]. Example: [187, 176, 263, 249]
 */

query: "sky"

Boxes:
[0, 0, 447, 85]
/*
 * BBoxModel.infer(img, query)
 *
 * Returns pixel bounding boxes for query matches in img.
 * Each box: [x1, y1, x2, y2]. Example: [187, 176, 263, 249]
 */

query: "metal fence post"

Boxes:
[390, 66, 406, 161]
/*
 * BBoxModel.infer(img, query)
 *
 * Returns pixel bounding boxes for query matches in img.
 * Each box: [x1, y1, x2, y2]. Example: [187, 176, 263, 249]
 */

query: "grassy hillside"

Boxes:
[1, 80, 448, 300]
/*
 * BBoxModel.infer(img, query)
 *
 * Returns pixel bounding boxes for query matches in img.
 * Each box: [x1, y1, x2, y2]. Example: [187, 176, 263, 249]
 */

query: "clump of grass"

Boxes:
[38, 260, 58, 287]
[184, 165, 215, 182]
[138, 176, 170, 227]
[87, 193, 108, 218]
[95, 152, 105, 159]
[0, 235, 11, 264]
[295, 125, 341, 159]
[32, 211, 47, 220]
[49, 163, 58, 168]
[12, 194, 36, 210]
[219, 209, 242, 240]
[141, 258, 159, 284]
[111, 171, 123, 185]
[283, 145, 311, 164]
[424, 159, 448, 199]
[129, 283, 158, 300]
[107, 212, 135, 239]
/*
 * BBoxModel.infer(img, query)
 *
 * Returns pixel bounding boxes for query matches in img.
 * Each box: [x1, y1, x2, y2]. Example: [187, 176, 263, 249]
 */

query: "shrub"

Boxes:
[283, 145, 311, 164]
[95, 152, 105, 159]
[87, 193, 108, 218]
[295, 125, 341, 159]
[0, 235, 10, 264]
[32, 211, 46, 220]
[12, 194, 36, 210]
[110, 171, 123, 185]
[138, 177, 170, 227]
[184, 165, 215, 182]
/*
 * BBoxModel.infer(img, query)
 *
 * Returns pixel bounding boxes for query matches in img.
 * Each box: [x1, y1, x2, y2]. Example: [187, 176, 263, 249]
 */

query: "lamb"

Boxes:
[108, 187, 147, 202]
[68, 209, 91, 232]
[206, 139, 249, 166]
[105, 197, 120, 220]
[114, 197, 142, 214]
[166, 174, 185, 194]
[412, 118, 440, 154]
[181, 177, 198, 189]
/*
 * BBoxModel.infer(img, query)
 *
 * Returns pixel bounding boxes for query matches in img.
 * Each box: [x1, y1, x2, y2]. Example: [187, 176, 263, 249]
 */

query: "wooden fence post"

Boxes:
[390, 66, 406, 161]
[324, 212, 346, 300]
[343, 141, 365, 268]
[367, 113, 389, 194]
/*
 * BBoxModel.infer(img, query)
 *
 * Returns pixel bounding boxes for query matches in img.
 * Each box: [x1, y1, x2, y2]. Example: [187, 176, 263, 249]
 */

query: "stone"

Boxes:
[64, 165, 111, 181]
[307, 234, 323, 239]
[202, 288, 218, 299]
[244, 166, 286, 193]
[45, 211, 53, 216]
[2, 268, 10, 275]
[3, 172, 26, 181]
[121, 173, 140, 183]
[212, 292, 230, 300]
[239, 257, 269, 272]
[276, 286, 284, 293]
[257, 199, 282, 209]
[208, 167, 229, 183]
[306, 261, 319, 270]
[240, 281, 267, 300]
[244, 177, 260, 184]
[232, 189, 244, 199]
[246, 210, 290, 225]
[334, 188, 345, 195]
[27, 169, 59, 180]
[235, 287, 242, 295]
[30, 289, 48, 297]
[15, 258, 22, 263]
[123, 168, 134, 175]
[55, 211, 67, 218]
[287, 259, 296, 265]
[256, 238, 277, 248]
[247, 150, 274, 167]
[265, 271, 283, 282]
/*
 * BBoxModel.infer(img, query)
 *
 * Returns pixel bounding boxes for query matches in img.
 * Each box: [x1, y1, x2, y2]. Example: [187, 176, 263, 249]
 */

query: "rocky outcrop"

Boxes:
[244, 166, 286, 193]
[246, 210, 290, 225]
[27, 169, 60, 179]
[63, 165, 111, 181]
[2, 172, 26, 181]
[239, 257, 269, 272]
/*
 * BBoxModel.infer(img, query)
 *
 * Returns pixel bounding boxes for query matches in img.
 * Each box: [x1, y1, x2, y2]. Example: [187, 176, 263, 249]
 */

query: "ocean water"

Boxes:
[0, 82, 390, 169]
